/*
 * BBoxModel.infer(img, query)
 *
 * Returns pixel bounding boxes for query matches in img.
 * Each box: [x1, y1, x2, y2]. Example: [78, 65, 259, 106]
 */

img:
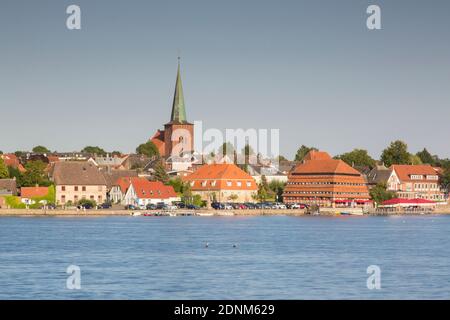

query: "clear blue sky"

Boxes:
[1, 0, 449, 159]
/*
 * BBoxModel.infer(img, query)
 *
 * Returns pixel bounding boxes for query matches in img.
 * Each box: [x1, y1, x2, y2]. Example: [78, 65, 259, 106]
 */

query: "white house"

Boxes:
[112, 177, 179, 206]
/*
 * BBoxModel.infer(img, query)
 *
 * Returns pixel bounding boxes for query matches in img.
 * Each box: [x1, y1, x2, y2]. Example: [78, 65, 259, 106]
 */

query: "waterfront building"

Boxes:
[282, 150, 370, 207]
[183, 163, 258, 203]
[387, 164, 445, 201]
[51, 162, 107, 205]
[247, 164, 288, 184]
[0, 179, 17, 196]
[150, 60, 194, 159]
[111, 177, 178, 206]
[366, 164, 392, 189]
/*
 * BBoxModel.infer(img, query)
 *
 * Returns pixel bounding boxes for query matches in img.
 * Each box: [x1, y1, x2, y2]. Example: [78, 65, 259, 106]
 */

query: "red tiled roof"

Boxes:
[116, 177, 177, 199]
[21, 187, 49, 198]
[1, 154, 26, 172]
[183, 163, 257, 191]
[391, 164, 438, 182]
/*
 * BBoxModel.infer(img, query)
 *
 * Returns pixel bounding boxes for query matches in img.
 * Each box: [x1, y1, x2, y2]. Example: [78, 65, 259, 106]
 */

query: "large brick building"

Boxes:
[150, 60, 194, 159]
[283, 150, 370, 207]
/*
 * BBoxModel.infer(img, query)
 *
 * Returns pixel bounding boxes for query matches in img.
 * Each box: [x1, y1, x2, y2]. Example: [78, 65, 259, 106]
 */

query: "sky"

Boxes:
[1, 0, 449, 160]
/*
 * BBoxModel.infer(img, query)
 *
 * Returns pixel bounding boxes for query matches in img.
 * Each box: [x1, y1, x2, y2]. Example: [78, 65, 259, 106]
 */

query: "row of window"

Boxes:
[287, 182, 365, 186]
[192, 181, 253, 188]
[60, 195, 102, 203]
[413, 183, 439, 190]
[61, 186, 103, 192]
[410, 175, 438, 180]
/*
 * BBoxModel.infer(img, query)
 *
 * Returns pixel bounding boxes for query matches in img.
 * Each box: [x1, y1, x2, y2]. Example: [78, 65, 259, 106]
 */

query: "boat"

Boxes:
[216, 211, 235, 216]
[196, 212, 214, 217]
[130, 212, 142, 216]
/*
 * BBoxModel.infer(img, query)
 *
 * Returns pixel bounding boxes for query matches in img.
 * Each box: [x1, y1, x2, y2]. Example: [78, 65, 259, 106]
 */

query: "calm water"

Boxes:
[0, 215, 449, 299]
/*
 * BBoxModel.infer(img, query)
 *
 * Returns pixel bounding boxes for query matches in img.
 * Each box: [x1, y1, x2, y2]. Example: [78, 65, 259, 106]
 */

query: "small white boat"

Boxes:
[217, 211, 235, 216]
[130, 212, 142, 216]
[196, 212, 214, 217]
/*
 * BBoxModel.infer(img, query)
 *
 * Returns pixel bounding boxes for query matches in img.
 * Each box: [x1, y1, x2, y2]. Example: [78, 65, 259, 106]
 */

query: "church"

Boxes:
[150, 60, 194, 160]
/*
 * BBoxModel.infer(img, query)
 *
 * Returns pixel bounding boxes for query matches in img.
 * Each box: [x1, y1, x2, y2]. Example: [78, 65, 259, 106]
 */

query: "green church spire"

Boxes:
[170, 58, 187, 123]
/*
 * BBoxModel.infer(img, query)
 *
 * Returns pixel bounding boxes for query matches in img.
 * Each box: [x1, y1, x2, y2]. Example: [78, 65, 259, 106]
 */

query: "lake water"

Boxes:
[0, 215, 449, 299]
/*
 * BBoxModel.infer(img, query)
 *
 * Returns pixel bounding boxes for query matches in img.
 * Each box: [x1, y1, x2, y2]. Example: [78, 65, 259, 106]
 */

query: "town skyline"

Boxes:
[1, 0, 450, 159]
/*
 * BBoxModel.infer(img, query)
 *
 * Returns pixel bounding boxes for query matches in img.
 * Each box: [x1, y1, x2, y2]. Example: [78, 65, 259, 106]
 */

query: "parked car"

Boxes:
[98, 202, 112, 209]
[244, 202, 256, 209]
[211, 202, 223, 210]
[231, 203, 241, 209]
[186, 204, 200, 210]
[156, 202, 166, 210]
[146, 203, 157, 210]
[125, 204, 139, 210]
[261, 202, 275, 209]
[223, 203, 233, 210]
[274, 203, 287, 209]
[173, 201, 186, 209]
[78, 203, 94, 210]
[287, 203, 300, 209]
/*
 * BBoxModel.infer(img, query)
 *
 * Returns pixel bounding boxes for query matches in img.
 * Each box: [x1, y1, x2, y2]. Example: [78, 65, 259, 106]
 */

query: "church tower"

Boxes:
[163, 59, 194, 159]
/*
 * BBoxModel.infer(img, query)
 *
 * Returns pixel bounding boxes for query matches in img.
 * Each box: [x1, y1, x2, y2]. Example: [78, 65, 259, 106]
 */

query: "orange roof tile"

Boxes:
[21, 187, 49, 198]
[115, 177, 177, 199]
[391, 164, 438, 182]
[183, 163, 257, 191]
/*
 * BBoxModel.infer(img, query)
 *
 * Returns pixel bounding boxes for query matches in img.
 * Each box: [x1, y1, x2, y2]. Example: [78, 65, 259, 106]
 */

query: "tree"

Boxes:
[416, 148, 435, 165]
[32, 145, 50, 154]
[336, 149, 376, 169]
[370, 182, 396, 205]
[277, 155, 288, 162]
[0, 158, 8, 179]
[380, 140, 410, 167]
[255, 175, 274, 202]
[295, 145, 318, 162]
[20, 160, 51, 187]
[7, 166, 22, 186]
[269, 180, 286, 202]
[153, 160, 169, 184]
[409, 154, 423, 165]
[167, 177, 192, 196]
[241, 144, 255, 157]
[136, 141, 159, 158]
[218, 142, 235, 157]
[81, 146, 107, 156]
[442, 169, 450, 188]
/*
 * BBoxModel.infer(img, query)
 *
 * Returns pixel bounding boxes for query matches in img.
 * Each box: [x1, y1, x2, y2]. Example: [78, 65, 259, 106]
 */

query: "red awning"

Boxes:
[382, 198, 436, 206]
